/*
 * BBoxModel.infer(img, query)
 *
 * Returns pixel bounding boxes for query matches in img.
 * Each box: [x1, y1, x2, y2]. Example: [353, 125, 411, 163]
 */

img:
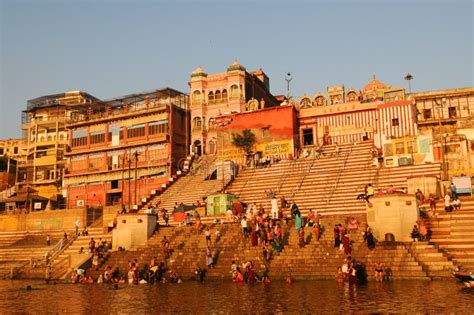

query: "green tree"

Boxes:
[232, 129, 256, 158]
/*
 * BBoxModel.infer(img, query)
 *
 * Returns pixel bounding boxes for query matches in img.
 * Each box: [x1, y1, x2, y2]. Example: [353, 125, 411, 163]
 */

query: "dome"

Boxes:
[363, 74, 386, 92]
[227, 60, 246, 72]
[191, 67, 208, 78]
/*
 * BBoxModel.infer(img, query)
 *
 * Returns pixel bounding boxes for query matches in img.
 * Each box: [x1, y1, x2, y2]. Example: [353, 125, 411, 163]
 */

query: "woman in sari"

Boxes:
[342, 234, 351, 255]
[295, 210, 302, 233]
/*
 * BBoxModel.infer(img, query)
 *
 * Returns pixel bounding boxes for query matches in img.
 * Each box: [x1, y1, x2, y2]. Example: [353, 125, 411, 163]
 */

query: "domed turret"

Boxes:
[191, 66, 208, 78]
[363, 74, 386, 92]
[227, 59, 246, 72]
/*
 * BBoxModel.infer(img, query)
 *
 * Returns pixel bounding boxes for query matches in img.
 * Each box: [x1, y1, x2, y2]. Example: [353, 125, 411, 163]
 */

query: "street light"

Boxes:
[435, 98, 448, 181]
[285, 72, 292, 99]
[404, 73, 413, 94]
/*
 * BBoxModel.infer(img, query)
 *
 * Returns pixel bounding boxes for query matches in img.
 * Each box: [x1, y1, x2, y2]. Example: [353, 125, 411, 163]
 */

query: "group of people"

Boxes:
[231, 260, 270, 284]
[335, 256, 368, 285]
[356, 184, 375, 202]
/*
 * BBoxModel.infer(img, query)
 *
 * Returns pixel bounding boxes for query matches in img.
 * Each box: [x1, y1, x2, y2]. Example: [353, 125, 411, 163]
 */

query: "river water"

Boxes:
[0, 279, 473, 313]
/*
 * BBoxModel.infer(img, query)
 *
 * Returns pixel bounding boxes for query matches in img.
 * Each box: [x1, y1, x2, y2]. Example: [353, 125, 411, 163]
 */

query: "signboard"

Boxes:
[34, 202, 42, 210]
[76, 199, 85, 207]
[256, 140, 293, 157]
[452, 176, 472, 195]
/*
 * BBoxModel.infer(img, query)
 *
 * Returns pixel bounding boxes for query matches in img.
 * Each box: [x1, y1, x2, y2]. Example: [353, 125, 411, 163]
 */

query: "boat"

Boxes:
[453, 271, 474, 288]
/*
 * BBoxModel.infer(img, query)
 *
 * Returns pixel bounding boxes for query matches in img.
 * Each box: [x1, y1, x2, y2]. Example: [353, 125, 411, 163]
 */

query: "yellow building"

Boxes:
[18, 91, 99, 201]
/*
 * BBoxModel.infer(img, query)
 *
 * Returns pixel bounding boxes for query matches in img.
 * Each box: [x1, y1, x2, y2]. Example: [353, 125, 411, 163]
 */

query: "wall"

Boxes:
[366, 194, 418, 242]
[112, 214, 156, 250]
[0, 208, 87, 232]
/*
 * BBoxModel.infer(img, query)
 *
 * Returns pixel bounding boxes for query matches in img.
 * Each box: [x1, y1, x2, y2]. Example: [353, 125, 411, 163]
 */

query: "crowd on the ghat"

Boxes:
[68, 180, 461, 286]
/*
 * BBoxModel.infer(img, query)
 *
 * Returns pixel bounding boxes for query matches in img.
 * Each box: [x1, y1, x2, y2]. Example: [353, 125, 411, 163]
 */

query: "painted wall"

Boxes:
[112, 214, 156, 250]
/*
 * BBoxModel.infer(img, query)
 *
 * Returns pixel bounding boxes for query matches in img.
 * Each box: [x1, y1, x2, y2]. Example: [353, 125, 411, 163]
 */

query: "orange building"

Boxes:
[189, 61, 280, 156]
[63, 88, 189, 210]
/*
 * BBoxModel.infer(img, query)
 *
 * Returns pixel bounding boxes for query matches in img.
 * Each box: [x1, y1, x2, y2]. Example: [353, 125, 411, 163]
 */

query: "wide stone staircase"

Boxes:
[227, 141, 441, 217]
[428, 197, 474, 272]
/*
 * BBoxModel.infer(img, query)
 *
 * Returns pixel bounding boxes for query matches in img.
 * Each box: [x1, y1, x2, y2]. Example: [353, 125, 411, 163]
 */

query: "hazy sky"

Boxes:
[1, 0, 472, 138]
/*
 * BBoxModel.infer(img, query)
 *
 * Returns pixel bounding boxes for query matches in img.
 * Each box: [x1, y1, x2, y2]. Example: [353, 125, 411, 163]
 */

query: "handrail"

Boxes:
[46, 231, 78, 266]
[290, 153, 319, 201]
[326, 143, 353, 205]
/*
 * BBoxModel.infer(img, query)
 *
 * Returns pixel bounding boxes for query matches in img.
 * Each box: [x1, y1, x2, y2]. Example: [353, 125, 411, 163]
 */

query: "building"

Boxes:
[0, 139, 27, 191]
[409, 87, 474, 177]
[189, 61, 280, 156]
[215, 105, 298, 164]
[63, 88, 189, 210]
[297, 76, 419, 166]
[17, 91, 99, 203]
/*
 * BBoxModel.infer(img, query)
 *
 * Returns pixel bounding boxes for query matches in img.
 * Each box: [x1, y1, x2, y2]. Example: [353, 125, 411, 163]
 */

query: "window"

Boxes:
[72, 128, 87, 147]
[193, 117, 202, 130]
[448, 107, 456, 119]
[302, 128, 314, 146]
[262, 127, 270, 138]
[89, 153, 103, 170]
[230, 85, 239, 100]
[222, 89, 228, 101]
[407, 141, 417, 154]
[149, 120, 168, 135]
[127, 124, 145, 138]
[119, 127, 125, 140]
[392, 118, 399, 127]
[209, 140, 216, 154]
[192, 90, 202, 104]
[384, 143, 393, 157]
[111, 180, 119, 189]
[395, 142, 405, 155]
[13, 147, 18, 154]
[215, 90, 222, 103]
[208, 118, 215, 130]
[208, 92, 215, 104]
[90, 130, 105, 145]
[423, 109, 432, 119]
[0, 148, 4, 155]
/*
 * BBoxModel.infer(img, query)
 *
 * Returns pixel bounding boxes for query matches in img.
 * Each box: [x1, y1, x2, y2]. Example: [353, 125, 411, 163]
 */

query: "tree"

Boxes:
[232, 129, 256, 158]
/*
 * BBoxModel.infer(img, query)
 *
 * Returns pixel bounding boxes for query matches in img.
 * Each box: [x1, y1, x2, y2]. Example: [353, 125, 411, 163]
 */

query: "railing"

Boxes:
[290, 152, 319, 201]
[46, 231, 78, 270]
[326, 143, 353, 206]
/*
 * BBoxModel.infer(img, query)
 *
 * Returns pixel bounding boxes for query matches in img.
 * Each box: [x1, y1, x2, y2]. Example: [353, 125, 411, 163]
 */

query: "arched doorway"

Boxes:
[193, 140, 202, 156]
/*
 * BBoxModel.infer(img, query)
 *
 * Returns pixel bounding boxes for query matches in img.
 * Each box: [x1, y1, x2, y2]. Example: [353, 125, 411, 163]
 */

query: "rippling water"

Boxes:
[0, 279, 473, 313]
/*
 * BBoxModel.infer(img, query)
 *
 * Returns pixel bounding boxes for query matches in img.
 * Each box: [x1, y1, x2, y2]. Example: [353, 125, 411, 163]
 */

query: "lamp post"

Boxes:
[404, 73, 413, 94]
[128, 151, 131, 211]
[133, 151, 140, 209]
[285, 72, 292, 99]
[436, 99, 448, 181]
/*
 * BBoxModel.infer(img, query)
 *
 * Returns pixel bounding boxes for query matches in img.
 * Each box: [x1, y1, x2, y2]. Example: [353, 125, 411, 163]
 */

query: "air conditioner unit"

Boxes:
[398, 157, 413, 166]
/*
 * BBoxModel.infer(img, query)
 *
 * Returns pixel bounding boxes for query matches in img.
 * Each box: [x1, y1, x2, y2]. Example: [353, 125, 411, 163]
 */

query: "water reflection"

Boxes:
[0, 280, 472, 313]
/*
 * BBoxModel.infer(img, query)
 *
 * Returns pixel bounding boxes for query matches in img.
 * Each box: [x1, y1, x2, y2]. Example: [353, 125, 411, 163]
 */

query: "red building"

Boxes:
[63, 88, 189, 209]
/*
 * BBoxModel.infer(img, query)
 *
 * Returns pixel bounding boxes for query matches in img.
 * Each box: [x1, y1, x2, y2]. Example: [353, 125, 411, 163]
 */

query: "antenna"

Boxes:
[285, 72, 293, 99]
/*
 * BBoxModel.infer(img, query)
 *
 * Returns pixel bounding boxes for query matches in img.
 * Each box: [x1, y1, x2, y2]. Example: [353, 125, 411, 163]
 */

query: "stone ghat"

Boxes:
[83, 213, 459, 281]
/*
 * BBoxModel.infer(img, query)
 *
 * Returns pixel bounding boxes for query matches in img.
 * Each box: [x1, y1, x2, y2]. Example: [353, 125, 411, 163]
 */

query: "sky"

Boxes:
[0, 0, 472, 139]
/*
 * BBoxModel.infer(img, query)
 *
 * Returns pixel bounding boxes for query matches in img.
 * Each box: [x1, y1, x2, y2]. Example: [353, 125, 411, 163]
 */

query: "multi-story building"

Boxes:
[409, 87, 474, 177]
[189, 61, 280, 156]
[63, 88, 189, 210]
[0, 139, 27, 191]
[17, 91, 99, 202]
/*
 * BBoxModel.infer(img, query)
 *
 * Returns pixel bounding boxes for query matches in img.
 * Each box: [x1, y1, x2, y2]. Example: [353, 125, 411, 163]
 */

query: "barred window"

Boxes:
[127, 124, 145, 138]
[149, 120, 168, 135]
[72, 128, 87, 147]
[90, 130, 105, 144]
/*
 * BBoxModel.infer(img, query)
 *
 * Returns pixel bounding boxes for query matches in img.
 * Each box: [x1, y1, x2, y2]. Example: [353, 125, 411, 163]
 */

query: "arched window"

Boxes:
[346, 91, 357, 102]
[59, 134, 65, 141]
[192, 90, 202, 104]
[193, 117, 202, 130]
[208, 117, 215, 129]
[222, 89, 228, 102]
[314, 96, 326, 107]
[230, 85, 239, 100]
[215, 90, 221, 103]
[208, 91, 214, 104]
[47, 135, 52, 142]
[300, 97, 312, 108]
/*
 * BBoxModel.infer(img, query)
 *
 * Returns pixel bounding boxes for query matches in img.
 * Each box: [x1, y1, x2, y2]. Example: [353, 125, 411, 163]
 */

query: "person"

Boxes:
[452, 197, 461, 211]
[74, 219, 81, 235]
[365, 226, 376, 250]
[366, 184, 374, 201]
[92, 251, 99, 270]
[374, 261, 385, 282]
[271, 196, 279, 220]
[333, 225, 340, 248]
[312, 222, 321, 242]
[89, 238, 96, 252]
[419, 222, 428, 241]
[205, 246, 214, 269]
[411, 225, 420, 241]
[444, 193, 452, 212]
[46, 234, 51, 246]
[294, 209, 302, 232]
[348, 217, 359, 232]
[387, 185, 395, 194]
[298, 227, 305, 248]
[205, 227, 212, 246]
[233, 267, 244, 283]
[250, 227, 258, 247]
[241, 216, 248, 238]
[416, 189, 425, 204]
[342, 234, 351, 255]
[161, 236, 170, 258]
[194, 264, 205, 282]
[428, 194, 436, 212]
[449, 182, 457, 199]
[280, 195, 287, 209]
[121, 204, 127, 214]
[163, 210, 169, 226]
